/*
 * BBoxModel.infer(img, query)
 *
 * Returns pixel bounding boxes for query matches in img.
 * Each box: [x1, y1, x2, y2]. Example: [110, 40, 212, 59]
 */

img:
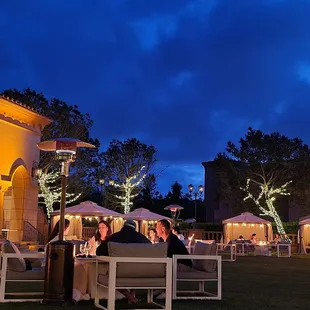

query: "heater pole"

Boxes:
[58, 174, 67, 241]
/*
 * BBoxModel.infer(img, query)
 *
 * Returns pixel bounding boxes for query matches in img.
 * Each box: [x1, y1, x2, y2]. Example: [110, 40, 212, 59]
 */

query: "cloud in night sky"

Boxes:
[1, 0, 310, 193]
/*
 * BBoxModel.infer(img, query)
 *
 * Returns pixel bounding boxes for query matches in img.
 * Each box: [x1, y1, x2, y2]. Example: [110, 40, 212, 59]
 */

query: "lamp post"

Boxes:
[98, 179, 114, 207]
[38, 138, 95, 305]
[188, 184, 204, 221]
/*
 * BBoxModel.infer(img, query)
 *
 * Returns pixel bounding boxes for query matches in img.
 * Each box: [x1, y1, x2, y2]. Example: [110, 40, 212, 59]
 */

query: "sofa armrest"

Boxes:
[96, 256, 171, 264]
[1, 253, 45, 259]
[173, 254, 221, 263]
[96, 256, 172, 279]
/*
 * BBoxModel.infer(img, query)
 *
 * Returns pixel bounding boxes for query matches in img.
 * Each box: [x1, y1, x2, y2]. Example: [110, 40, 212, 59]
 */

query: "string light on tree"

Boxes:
[112, 165, 147, 214]
[38, 170, 81, 221]
[241, 175, 292, 240]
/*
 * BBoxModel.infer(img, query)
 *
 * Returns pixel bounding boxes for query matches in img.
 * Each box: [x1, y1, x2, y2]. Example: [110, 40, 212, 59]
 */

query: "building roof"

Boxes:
[222, 212, 271, 224]
[0, 95, 51, 121]
[0, 96, 52, 134]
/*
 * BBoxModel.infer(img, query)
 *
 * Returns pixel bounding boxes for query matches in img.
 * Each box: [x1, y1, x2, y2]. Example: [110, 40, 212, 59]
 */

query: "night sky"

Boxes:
[1, 0, 310, 194]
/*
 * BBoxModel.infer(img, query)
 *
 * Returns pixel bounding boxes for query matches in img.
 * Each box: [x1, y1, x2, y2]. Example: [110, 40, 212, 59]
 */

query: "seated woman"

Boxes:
[172, 226, 185, 241]
[274, 234, 281, 244]
[148, 228, 159, 244]
[88, 220, 112, 255]
[47, 218, 71, 243]
[250, 233, 257, 244]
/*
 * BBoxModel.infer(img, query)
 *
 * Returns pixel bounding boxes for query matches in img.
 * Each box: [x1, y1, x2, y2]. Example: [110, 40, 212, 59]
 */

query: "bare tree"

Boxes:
[241, 169, 291, 239]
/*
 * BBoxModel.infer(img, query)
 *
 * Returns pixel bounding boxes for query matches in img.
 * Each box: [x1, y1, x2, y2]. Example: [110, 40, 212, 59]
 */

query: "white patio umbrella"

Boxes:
[122, 208, 171, 235]
[51, 201, 123, 238]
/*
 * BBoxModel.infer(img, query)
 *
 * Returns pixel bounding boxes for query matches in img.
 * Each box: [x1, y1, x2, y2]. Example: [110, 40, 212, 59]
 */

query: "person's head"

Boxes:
[156, 219, 171, 240]
[149, 228, 156, 237]
[172, 226, 181, 235]
[123, 219, 137, 230]
[95, 220, 112, 242]
[48, 219, 70, 242]
[238, 235, 244, 239]
[251, 233, 257, 239]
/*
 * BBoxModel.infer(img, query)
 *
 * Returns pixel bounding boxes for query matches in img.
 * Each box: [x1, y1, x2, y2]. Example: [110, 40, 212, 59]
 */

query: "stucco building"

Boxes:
[202, 160, 305, 223]
[0, 96, 51, 242]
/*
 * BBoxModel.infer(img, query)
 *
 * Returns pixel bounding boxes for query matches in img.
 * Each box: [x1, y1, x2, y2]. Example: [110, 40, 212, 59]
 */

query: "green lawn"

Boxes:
[1, 255, 310, 309]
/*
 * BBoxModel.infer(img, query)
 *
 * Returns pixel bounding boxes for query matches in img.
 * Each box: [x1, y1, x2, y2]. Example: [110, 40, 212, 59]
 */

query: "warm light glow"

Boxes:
[113, 166, 147, 213]
[188, 184, 194, 192]
[99, 179, 104, 185]
[259, 241, 267, 246]
[0, 97, 52, 242]
[38, 170, 81, 220]
[241, 178, 292, 240]
[242, 223, 246, 226]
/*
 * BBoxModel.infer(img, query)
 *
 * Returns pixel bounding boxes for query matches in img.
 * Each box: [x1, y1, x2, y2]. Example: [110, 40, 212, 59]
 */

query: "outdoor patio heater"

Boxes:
[165, 204, 184, 224]
[38, 138, 95, 305]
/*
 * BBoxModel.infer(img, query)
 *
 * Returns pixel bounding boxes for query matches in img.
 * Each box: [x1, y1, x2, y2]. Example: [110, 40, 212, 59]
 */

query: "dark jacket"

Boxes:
[164, 232, 192, 267]
[96, 226, 151, 256]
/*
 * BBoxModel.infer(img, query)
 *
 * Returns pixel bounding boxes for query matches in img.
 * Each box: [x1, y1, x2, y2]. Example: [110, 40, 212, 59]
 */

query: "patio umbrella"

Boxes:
[122, 208, 170, 221]
[51, 201, 123, 238]
[122, 208, 171, 235]
[51, 200, 122, 217]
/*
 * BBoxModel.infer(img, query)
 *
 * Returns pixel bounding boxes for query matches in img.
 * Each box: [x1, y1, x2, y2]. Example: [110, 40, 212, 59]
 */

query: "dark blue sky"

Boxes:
[1, 0, 310, 194]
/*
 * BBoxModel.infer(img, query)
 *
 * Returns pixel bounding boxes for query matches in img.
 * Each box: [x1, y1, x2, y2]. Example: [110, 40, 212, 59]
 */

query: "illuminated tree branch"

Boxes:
[113, 165, 147, 213]
[241, 174, 292, 239]
[38, 170, 81, 220]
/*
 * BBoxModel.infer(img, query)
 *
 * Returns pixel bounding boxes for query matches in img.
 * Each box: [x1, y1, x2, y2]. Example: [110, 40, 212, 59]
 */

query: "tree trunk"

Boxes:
[271, 212, 287, 238]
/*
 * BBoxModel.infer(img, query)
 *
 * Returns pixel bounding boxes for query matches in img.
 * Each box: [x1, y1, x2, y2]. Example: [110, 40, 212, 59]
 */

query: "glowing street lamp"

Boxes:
[98, 178, 115, 207]
[38, 138, 95, 305]
[188, 184, 204, 221]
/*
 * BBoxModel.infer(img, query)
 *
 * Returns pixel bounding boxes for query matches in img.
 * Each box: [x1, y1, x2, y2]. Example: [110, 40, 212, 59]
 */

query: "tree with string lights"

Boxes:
[38, 170, 81, 221]
[113, 166, 147, 213]
[101, 138, 157, 213]
[241, 170, 291, 238]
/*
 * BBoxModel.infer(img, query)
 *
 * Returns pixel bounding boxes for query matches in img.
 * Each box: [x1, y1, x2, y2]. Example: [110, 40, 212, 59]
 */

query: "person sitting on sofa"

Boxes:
[88, 220, 112, 255]
[156, 219, 192, 270]
[96, 220, 150, 304]
[172, 226, 185, 241]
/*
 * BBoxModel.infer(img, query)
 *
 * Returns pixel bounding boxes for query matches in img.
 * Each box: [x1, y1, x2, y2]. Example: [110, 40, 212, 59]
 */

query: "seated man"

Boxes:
[96, 220, 150, 304]
[96, 219, 150, 256]
[156, 219, 192, 270]
[155, 219, 192, 299]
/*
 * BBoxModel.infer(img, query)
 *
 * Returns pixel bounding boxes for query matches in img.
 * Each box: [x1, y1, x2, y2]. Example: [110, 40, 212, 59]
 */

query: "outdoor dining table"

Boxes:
[75, 255, 109, 299]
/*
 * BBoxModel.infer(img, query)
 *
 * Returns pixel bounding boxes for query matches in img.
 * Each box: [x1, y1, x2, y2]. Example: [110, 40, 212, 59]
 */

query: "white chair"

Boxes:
[235, 242, 246, 256]
[216, 243, 237, 262]
[173, 241, 222, 300]
[172, 255, 221, 300]
[277, 243, 291, 258]
[94, 242, 172, 310]
[0, 240, 45, 302]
